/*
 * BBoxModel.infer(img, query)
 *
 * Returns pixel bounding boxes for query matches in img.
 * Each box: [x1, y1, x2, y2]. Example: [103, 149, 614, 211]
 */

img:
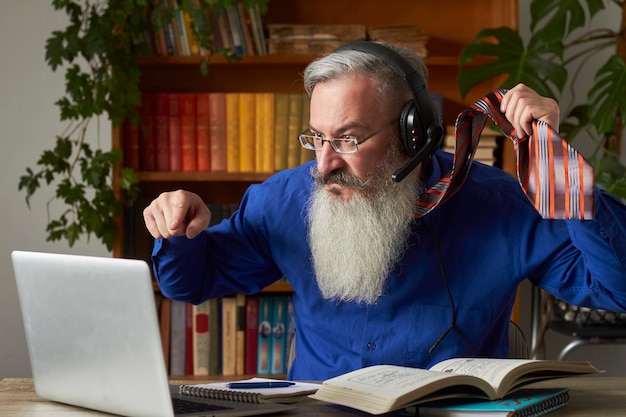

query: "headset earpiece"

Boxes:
[399, 99, 423, 157]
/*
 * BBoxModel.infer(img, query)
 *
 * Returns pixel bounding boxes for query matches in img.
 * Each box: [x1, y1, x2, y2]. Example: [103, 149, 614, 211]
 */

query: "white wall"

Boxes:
[0, 2, 110, 378]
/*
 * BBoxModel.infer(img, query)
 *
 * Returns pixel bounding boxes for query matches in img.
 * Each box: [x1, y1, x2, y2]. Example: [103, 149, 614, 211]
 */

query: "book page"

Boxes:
[320, 365, 487, 399]
[311, 365, 495, 414]
[430, 358, 600, 396]
[429, 358, 530, 394]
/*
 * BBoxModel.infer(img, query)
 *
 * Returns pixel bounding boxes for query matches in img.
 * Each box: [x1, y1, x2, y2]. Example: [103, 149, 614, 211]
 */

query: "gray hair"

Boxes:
[302, 41, 428, 104]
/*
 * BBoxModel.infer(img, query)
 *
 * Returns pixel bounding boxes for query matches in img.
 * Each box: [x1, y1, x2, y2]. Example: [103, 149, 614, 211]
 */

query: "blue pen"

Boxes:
[227, 381, 296, 389]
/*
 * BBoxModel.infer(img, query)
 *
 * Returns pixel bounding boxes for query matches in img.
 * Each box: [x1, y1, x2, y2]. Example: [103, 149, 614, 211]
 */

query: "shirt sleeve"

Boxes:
[150, 176, 296, 304]
[530, 187, 626, 311]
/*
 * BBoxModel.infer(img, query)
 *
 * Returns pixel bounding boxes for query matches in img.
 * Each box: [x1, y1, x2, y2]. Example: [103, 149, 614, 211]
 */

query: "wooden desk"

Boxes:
[2, 376, 626, 416]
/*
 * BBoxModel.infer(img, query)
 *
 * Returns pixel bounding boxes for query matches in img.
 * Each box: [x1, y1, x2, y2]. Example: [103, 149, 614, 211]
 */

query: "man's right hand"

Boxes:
[143, 189, 211, 239]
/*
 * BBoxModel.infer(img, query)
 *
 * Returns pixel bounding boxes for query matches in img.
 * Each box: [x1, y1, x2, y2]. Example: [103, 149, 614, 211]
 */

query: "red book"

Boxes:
[167, 92, 182, 171]
[209, 92, 227, 172]
[138, 93, 156, 171]
[121, 117, 140, 170]
[153, 93, 170, 171]
[185, 302, 194, 376]
[178, 93, 197, 172]
[196, 92, 211, 171]
[245, 295, 259, 375]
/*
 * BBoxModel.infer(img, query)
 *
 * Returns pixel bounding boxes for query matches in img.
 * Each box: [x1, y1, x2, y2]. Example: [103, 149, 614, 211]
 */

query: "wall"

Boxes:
[0, 2, 109, 378]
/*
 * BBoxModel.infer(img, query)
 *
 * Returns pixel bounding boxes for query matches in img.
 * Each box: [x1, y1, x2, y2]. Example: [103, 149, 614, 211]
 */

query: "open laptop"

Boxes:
[11, 250, 295, 417]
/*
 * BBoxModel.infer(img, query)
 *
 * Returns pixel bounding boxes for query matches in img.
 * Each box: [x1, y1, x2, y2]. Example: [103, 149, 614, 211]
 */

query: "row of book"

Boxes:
[145, 1, 432, 58]
[267, 23, 429, 57]
[146, 1, 267, 57]
[157, 292, 294, 377]
[122, 92, 313, 174]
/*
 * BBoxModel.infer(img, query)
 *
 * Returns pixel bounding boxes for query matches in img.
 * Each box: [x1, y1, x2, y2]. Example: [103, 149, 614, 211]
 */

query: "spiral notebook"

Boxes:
[179, 378, 321, 404]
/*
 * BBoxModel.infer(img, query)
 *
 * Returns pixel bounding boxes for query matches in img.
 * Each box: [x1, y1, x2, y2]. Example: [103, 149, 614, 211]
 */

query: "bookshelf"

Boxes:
[112, 0, 519, 375]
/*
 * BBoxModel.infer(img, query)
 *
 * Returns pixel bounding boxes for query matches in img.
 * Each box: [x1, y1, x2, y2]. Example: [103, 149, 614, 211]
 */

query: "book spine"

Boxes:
[139, 93, 156, 171]
[179, 93, 198, 172]
[121, 117, 140, 171]
[192, 300, 210, 376]
[257, 295, 274, 374]
[235, 294, 246, 375]
[245, 295, 259, 375]
[221, 296, 237, 376]
[196, 92, 211, 171]
[208, 297, 221, 375]
[273, 93, 289, 172]
[225, 93, 240, 173]
[167, 92, 182, 171]
[238, 93, 256, 172]
[209, 92, 227, 172]
[299, 96, 313, 165]
[169, 300, 186, 376]
[154, 92, 170, 171]
[286, 94, 303, 169]
[158, 296, 171, 373]
[270, 295, 288, 374]
[255, 93, 275, 173]
[185, 302, 194, 376]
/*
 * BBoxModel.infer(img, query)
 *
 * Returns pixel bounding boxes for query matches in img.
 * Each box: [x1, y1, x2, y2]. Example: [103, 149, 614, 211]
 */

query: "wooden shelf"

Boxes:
[136, 171, 271, 183]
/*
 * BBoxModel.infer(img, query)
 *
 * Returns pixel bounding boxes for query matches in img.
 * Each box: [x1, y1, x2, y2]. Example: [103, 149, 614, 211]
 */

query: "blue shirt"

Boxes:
[151, 151, 626, 380]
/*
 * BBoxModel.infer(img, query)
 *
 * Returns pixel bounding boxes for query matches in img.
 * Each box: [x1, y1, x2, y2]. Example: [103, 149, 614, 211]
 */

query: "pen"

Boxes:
[227, 381, 296, 389]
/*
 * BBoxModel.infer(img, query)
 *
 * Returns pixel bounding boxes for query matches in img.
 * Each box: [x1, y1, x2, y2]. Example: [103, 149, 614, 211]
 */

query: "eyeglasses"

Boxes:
[298, 119, 396, 154]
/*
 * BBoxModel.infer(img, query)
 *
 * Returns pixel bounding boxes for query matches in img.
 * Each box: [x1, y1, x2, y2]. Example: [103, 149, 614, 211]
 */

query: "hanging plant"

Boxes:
[18, 0, 268, 250]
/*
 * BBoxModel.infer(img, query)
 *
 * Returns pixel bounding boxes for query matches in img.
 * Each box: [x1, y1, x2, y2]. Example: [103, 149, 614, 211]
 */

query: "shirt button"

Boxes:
[367, 341, 376, 350]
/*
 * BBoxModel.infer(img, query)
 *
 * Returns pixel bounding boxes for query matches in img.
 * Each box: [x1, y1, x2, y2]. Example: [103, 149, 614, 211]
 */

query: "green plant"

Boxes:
[18, 0, 267, 251]
[458, 0, 626, 200]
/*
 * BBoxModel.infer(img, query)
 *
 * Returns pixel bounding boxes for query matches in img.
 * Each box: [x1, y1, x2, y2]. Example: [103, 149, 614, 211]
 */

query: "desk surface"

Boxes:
[2, 376, 626, 416]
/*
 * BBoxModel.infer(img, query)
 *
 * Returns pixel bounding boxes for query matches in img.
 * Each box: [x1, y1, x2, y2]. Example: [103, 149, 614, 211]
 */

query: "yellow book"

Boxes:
[299, 95, 313, 165]
[238, 93, 256, 172]
[286, 94, 303, 169]
[273, 93, 290, 171]
[221, 296, 238, 376]
[225, 93, 240, 173]
[255, 93, 276, 173]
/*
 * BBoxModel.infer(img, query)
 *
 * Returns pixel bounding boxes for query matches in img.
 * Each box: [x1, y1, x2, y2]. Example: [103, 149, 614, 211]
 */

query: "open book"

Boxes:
[309, 358, 599, 415]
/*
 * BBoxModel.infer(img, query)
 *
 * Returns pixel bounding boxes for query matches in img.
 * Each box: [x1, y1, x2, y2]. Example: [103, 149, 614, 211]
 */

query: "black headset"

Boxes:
[333, 41, 445, 182]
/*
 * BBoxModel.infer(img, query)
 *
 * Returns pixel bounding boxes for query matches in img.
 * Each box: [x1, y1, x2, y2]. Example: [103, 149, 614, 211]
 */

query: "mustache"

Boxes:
[310, 167, 369, 189]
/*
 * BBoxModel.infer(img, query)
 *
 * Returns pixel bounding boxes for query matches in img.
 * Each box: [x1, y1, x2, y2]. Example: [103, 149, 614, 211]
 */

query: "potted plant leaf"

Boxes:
[18, 0, 267, 251]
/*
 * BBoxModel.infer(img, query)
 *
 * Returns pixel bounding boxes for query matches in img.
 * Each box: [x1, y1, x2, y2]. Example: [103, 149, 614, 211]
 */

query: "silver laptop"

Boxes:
[11, 250, 295, 417]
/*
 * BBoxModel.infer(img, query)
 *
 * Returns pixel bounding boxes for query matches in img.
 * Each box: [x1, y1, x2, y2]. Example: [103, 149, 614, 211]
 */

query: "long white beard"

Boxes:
[307, 155, 419, 304]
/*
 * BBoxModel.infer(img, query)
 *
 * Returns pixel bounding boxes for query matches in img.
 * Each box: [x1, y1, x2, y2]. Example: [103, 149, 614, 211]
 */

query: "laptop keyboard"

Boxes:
[172, 397, 233, 413]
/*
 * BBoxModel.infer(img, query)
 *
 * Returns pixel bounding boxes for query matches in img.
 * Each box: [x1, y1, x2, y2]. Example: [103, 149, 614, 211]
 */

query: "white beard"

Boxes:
[307, 153, 420, 304]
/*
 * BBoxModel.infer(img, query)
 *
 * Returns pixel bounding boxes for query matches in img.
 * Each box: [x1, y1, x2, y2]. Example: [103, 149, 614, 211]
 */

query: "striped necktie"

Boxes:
[415, 89, 595, 220]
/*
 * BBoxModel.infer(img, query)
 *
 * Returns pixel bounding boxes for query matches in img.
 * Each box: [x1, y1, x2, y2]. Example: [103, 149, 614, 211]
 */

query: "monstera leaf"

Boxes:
[589, 54, 626, 135]
[530, 0, 606, 43]
[458, 27, 567, 100]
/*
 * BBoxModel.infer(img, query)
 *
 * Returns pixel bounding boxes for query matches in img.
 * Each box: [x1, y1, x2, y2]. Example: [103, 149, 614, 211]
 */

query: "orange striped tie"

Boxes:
[415, 89, 595, 220]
